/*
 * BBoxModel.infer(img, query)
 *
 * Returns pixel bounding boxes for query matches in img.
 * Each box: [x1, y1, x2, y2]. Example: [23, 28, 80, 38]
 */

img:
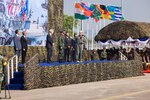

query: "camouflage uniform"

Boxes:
[77, 35, 87, 61]
[0, 55, 5, 92]
[58, 35, 65, 63]
[100, 49, 107, 60]
[91, 50, 97, 60]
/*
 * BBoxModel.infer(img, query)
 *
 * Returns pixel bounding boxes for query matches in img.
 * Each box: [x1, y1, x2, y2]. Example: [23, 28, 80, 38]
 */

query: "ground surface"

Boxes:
[0, 74, 150, 100]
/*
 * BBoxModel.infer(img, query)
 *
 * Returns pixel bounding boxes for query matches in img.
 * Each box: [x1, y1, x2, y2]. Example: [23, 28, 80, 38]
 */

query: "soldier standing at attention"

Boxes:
[58, 31, 65, 63]
[0, 54, 7, 92]
[77, 31, 87, 62]
[100, 47, 107, 60]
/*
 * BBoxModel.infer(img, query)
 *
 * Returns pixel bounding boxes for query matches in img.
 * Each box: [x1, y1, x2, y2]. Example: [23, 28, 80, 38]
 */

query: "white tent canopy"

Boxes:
[126, 37, 135, 42]
[97, 37, 150, 49]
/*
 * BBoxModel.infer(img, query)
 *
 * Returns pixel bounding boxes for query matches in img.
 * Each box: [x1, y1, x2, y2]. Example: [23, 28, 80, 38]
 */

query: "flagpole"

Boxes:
[99, 19, 101, 31]
[87, 19, 89, 50]
[81, 0, 83, 31]
[92, 28, 93, 50]
[91, 20, 94, 50]
[103, 19, 106, 28]
[73, 18, 75, 36]
[96, 23, 98, 50]
[73, 2, 75, 37]
[99, 19, 102, 48]
[121, 0, 123, 16]
[87, 2, 90, 50]
[77, 19, 79, 35]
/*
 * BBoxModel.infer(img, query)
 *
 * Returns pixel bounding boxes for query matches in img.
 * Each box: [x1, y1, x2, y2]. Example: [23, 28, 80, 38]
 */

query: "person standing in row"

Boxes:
[100, 47, 107, 60]
[46, 29, 54, 63]
[13, 30, 22, 60]
[21, 31, 28, 64]
[58, 31, 65, 63]
[77, 31, 87, 62]
[71, 33, 78, 62]
[64, 33, 72, 62]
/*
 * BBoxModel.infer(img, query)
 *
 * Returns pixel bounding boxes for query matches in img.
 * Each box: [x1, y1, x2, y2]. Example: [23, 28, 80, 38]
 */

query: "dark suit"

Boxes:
[71, 37, 78, 62]
[46, 34, 54, 63]
[13, 34, 22, 59]
[64, 36, 71, 62]
[21, 36, 28, 64]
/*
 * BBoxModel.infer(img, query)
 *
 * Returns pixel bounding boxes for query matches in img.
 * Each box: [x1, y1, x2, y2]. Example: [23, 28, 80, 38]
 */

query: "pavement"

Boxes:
[0, 73, 150, 100]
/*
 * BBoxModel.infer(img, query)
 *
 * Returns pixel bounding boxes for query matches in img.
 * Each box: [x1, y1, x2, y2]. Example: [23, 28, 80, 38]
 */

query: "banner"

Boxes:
[0, 0, 48, 46]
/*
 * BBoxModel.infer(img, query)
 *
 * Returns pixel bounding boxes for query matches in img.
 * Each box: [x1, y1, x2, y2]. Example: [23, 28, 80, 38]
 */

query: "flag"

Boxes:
[95, 4, 104, 14]
[100, 5, 111, 19]
[7, 0, 14, 16]
[13, 0, 19, 16]
[107, 6, 124, 21]
[24, 0, 29, 15]
[74, 3, 89, 20]
[100, 5, 108, 14]
[90, 4, 101, 22]
[80, 2, 92, 17]
[17, 0, 29, 20]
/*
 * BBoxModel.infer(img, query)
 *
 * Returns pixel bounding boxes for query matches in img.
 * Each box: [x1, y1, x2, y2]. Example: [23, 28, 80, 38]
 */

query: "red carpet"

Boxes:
[143, 70, 150, 73]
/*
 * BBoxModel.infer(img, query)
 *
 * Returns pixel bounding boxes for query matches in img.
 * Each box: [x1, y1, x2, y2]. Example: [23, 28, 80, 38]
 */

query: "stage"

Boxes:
[22, 56, 144, 90]
[38, 60, 127, 67]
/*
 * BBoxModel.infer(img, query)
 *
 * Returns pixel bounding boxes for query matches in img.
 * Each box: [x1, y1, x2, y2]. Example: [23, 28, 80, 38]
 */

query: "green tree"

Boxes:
[63, 15, 78, 36]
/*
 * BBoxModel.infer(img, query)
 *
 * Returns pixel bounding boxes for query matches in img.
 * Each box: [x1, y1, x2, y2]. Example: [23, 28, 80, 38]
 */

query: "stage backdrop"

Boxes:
[0, 0, 48, 46]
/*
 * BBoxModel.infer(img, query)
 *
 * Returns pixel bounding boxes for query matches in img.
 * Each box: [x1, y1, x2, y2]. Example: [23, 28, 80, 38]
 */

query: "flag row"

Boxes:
[74, 2, 124, 22]
[7, 0, 29, 20]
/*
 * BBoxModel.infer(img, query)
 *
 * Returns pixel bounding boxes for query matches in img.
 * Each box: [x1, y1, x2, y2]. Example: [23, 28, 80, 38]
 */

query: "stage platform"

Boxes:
[23, 59, 143, 90]
[9, 60, 144, 90]
[38, 60, 127, 67]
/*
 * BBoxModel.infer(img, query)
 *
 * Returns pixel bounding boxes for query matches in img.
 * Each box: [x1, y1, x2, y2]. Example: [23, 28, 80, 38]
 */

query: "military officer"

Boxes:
[58, 31, 65, 63]
[77, 31, 87, 62]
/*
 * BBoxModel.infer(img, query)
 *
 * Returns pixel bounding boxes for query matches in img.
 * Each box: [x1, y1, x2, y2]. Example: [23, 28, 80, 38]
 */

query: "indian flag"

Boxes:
[74, 3, 89, 20]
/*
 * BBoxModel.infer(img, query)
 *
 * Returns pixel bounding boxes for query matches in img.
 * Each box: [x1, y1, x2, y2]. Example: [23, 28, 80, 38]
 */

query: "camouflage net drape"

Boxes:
[24, 58, 143, 90]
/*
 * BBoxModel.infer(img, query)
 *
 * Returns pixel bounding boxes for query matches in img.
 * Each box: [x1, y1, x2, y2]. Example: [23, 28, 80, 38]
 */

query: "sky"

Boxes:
[64, 0, 150, 23]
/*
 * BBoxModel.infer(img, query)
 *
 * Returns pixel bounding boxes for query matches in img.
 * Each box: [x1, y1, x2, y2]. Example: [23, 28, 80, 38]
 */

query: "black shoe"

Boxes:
[47, 61, 51, 64]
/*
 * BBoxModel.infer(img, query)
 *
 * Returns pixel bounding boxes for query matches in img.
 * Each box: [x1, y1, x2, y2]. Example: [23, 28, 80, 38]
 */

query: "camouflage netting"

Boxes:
[48, 0, 64, 55]
[0, 46, 100, 62]
[24, 54, 143, 90]
[95, 21, 150, 41]
[0, 1, 145, 90]
[0, 46, 48, 62]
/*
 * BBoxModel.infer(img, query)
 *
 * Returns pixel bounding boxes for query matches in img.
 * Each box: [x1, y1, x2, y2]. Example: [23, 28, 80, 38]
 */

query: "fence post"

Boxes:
[11, 59, 14, 78]
[7, 62, 10, 84]
[16, 55, 18, 72]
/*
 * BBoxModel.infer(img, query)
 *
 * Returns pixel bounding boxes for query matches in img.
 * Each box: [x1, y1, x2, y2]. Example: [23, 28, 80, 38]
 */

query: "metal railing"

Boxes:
[119, 51, 128, 60]
[6, 55, 18, 84]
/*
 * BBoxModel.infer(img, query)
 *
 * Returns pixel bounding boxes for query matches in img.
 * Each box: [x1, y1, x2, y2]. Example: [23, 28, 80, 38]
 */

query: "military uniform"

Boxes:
[91, 50, 97, 60]
[58, 35, 65, 63]
[0, 55, 7, 92]
[100, 49, 107, 60]
[77, 35, 87, 61]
